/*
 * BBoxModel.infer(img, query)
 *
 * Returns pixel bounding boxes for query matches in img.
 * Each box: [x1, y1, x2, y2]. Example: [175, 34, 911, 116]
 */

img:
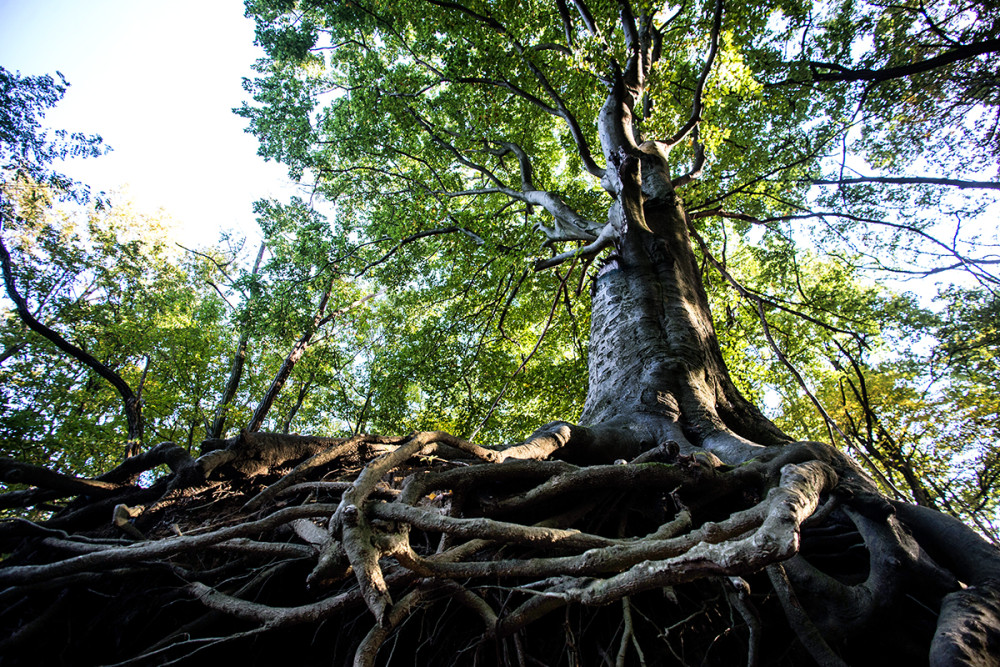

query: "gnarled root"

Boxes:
[1, 429, 999, 665]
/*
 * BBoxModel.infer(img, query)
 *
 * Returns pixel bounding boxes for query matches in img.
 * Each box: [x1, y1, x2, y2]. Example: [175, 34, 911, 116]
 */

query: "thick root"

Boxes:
[1, 429, 998, 665]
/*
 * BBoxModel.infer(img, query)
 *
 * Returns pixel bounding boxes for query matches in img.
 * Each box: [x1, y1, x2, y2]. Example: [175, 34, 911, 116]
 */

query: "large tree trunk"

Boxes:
[582, 204, 789, 462]
[553, 139, 789, 467]
[552, 30, 789, 466]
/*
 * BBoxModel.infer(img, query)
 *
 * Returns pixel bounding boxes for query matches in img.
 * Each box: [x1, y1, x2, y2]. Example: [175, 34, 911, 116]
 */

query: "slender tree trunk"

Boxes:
[209, 326, 252, 438]
[246, 288, 375, 434]
[208, 242, 266, 439]
[246, 282, 334, 433]
[354, 387, 373, 435]
[279, 371, 316, 434]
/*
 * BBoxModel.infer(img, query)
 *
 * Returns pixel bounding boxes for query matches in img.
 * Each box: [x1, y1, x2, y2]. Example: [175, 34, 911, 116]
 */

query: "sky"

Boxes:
[0, 0, 296, 246]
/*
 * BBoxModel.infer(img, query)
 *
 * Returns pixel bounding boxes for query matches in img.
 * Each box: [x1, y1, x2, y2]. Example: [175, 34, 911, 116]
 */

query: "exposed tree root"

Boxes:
[2, 427, 999, 665]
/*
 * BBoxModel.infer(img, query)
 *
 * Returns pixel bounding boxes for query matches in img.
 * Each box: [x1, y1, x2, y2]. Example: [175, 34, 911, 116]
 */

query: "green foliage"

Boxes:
[0, 67, 107, 203]
[0, 183, 231, 475]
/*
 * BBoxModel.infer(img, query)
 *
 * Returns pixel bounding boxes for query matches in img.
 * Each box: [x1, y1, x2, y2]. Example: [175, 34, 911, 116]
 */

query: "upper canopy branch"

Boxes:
[803, 37, 1000, 84]
[555, 0, 575, 47]
[693, 206, 1000, 289]
[408, 109, 507, 191]
[408, 109, 602, 244]
[449, 76, 560, 116]
[687, 219, 870, 340]
[661, 0, 723, 150]
[670, 128, 706, 188]
[488, 141, 536, 192]
[617, 0, 641, 58]
[568, 0, 599, 35]
[595, 3, 664, 161]
[353, 226, 485, 278]
[425, 0, 606, 178]
[486, 140, 604, 241]
[451, 72, 605, 179]
[812, 175, 1000, 190]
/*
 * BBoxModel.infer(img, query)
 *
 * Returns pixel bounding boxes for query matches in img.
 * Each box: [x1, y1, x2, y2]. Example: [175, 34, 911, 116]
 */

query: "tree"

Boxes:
[0, 178, 244, 470]
[0, 67, 104, 200]
[0, 68, 152, 454]
[3, 2, 1000, 666]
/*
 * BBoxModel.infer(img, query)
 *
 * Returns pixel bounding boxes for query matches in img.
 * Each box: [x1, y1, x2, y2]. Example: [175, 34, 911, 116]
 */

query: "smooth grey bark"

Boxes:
[580, 192, 790, 464]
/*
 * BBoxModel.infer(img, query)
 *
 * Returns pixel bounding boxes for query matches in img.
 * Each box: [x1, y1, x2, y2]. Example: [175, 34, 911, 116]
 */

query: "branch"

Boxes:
[209, 241, 267, 439]
[687, 223, 862, 338]
[662, 0, 723, 149]
[555, 0, 575, 46]
[686, 225, 909, 496]
[692, 208, 1000, 287]
[489, 141, 536, 192]
[450, 76, 559, 116]
[0, 342, 26, 364]
[568, 0, 598, 35]
[408, 104, 601, 243]
[469, 265, 577, 438]
[426, 0, 606, 178]
[354, 226, 482, 277]
[316, 291, 378, 328]
[618, 0, 640, 57]
[670, 128, 706, 188]
[175, 243, 239, 286]
[0, 233, 143, 450]
[811, 175, 1000, 190]
[533, 222, 615, 271]
[805, 37, 1000, 84]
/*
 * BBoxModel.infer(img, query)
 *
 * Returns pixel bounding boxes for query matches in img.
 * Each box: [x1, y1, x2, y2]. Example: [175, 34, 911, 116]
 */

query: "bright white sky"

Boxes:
[0, 0, 296, 245]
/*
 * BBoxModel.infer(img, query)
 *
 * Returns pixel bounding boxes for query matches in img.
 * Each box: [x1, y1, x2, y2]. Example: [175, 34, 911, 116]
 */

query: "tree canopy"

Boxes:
[235, 0, 1000, 531]
[2, 1, 1000, 664]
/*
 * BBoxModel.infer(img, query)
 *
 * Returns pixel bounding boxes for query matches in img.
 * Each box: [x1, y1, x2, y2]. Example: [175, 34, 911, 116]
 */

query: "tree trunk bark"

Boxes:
[247, 282, 333, 433]
[579, 151, 788, 465]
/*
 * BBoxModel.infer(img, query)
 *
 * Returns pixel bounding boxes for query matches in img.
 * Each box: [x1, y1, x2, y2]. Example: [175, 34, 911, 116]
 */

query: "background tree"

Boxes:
[2, 2, 1000, 666]
[0, 180, 234, 471]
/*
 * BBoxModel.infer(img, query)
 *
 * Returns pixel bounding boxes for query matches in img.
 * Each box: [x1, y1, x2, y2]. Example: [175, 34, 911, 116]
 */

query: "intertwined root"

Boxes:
[1, 429, 998, 665]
